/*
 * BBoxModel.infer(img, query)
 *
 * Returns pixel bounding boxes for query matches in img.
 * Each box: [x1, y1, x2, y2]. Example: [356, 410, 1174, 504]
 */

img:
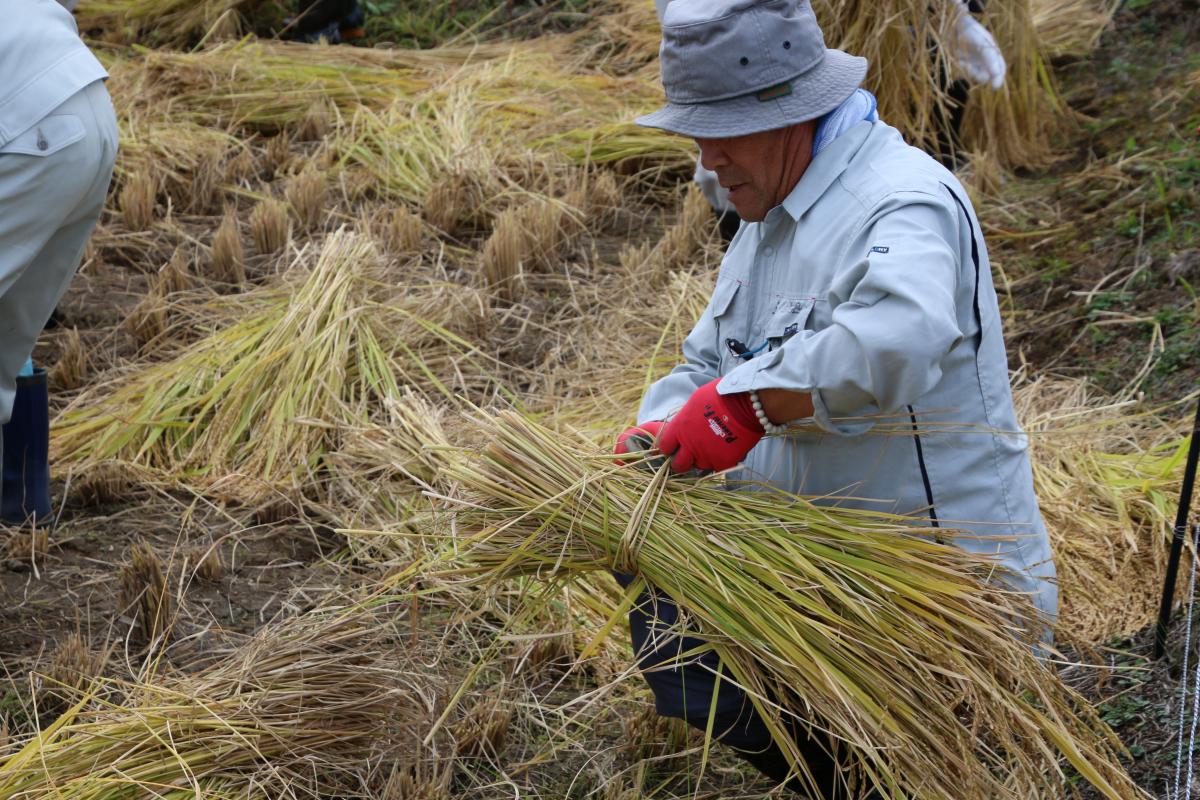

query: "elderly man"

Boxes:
[614, 0, 1056, 795]
[1, 0, 118, 524]
[653, 0, 1007, 238]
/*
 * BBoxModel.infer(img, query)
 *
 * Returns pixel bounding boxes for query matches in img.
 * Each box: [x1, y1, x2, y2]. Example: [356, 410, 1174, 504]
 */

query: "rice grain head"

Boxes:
[211, 208, 246, 285]
[117, 541, 172, 645]
[119, 171, 157, 231]
[250, 197, 290, 256]
[286, 167, 327, 232]
[49, 327, 87, 392]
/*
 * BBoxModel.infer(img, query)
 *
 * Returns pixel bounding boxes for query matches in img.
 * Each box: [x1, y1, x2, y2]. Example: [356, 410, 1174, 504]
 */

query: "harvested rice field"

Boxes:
[1, 0, 1198, 797]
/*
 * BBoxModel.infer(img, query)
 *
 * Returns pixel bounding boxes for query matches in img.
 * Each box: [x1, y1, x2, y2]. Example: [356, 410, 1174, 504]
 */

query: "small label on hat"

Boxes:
[756, 81, 792, 102]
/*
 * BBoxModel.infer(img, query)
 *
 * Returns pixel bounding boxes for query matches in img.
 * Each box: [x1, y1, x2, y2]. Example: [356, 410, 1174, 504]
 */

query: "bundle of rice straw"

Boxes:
[380, 406, 1144, 799]
[103, 41, 435, 132]
[76, 0, 277, 47]
[102, 36, 692, 182]
[1030, 0, 1117, 60]
[0, 607, 406, 798]
[816, 0, 1067, 167]
[50, 231, 495, 503]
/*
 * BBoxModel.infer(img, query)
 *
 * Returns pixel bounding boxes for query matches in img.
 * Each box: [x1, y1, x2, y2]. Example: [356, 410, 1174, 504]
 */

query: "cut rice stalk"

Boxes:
[0, 606, 410, 798]
[382, 407, 1144, 800]
[52, 232, 502, 502]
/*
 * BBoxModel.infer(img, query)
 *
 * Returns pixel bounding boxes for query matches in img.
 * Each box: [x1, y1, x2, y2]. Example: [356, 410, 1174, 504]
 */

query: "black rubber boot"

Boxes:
[2, 368, 53, 526]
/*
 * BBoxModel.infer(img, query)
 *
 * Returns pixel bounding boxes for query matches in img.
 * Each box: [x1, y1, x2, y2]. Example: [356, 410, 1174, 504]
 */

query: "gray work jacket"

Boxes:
[0, 0, 107, 147]
[640, 121, 1058, 618]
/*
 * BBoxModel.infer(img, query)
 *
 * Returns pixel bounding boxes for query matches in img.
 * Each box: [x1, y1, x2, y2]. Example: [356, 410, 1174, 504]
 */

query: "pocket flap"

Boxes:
[710, 275, 741, 318]
[0, 115, 85, 157]
[765, 295, 815, 344]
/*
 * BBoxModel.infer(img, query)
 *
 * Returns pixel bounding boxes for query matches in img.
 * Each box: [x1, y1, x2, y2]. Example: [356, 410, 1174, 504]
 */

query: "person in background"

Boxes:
[614, 0, 1054, 794]
[284, 0, 367, 44]
[0, 0, 118, 525]
[653, 0, 1007, 239]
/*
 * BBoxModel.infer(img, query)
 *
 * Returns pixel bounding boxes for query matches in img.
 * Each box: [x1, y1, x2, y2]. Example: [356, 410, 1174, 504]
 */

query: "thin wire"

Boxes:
[1176, 525, 1200, 799]
[1189, 624, 1200, 800]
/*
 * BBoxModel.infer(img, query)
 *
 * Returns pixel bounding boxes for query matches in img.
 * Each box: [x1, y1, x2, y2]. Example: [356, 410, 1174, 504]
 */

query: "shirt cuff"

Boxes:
[715, 347, 874, 436]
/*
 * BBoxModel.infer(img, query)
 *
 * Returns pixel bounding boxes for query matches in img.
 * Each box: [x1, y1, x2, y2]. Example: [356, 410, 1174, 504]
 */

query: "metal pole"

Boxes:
[1155, 394, 1200, 660]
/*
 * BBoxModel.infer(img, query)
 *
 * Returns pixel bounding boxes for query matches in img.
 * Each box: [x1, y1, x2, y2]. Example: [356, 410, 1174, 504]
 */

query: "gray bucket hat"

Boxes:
[636, 0, 868, 139]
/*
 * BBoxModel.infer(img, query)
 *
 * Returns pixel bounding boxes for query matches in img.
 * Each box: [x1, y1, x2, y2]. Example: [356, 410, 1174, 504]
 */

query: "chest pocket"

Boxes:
[763, 295, 816, 352]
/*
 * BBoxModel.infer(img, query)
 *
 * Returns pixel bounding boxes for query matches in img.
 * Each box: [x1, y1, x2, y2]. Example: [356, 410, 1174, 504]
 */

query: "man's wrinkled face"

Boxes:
[695, 121, 816, 222]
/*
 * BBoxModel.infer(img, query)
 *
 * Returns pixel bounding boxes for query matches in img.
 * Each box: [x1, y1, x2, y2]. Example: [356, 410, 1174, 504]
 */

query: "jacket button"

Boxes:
[36, 131, 48, 151]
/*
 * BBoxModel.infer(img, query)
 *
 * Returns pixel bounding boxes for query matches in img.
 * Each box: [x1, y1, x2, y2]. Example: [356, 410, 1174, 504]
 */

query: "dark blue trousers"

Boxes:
[615, 573, 879, 798]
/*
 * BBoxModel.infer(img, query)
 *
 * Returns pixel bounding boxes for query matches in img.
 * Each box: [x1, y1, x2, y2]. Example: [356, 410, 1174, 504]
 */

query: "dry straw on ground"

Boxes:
[77, 0, 265, 47]
[0, 606, 415, 798]
[1014, 376, 1192, 643]
[52, 231, 502, 504]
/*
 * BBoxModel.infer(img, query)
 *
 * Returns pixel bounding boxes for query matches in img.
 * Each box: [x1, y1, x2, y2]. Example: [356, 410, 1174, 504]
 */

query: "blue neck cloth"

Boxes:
[812, 89, 878, 157]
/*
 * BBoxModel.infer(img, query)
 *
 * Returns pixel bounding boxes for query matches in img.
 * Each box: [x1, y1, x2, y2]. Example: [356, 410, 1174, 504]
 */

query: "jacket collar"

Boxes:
[777, 120, 876, 223]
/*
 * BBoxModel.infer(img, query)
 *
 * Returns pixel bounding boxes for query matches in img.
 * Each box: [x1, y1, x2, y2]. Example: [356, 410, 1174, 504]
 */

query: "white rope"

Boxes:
[1175, 526, 1200, 800]
[1189, 653, 1200, 800]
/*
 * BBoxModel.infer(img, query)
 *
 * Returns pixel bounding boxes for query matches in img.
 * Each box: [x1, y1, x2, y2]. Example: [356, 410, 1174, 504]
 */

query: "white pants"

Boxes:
[0, 79, 117, 424]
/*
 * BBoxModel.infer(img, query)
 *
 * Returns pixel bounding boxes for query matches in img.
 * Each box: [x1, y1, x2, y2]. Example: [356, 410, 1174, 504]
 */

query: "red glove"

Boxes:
[657, 379, 763, 473]
[614, 420, 666, 465]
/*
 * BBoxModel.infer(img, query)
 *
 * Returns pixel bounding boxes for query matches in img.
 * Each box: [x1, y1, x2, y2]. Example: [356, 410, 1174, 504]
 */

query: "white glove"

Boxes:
[953, 4, 1006, 90]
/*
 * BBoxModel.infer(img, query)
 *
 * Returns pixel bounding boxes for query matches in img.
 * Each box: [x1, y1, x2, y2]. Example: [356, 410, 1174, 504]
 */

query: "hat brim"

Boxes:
[635, 50, 867, 139]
